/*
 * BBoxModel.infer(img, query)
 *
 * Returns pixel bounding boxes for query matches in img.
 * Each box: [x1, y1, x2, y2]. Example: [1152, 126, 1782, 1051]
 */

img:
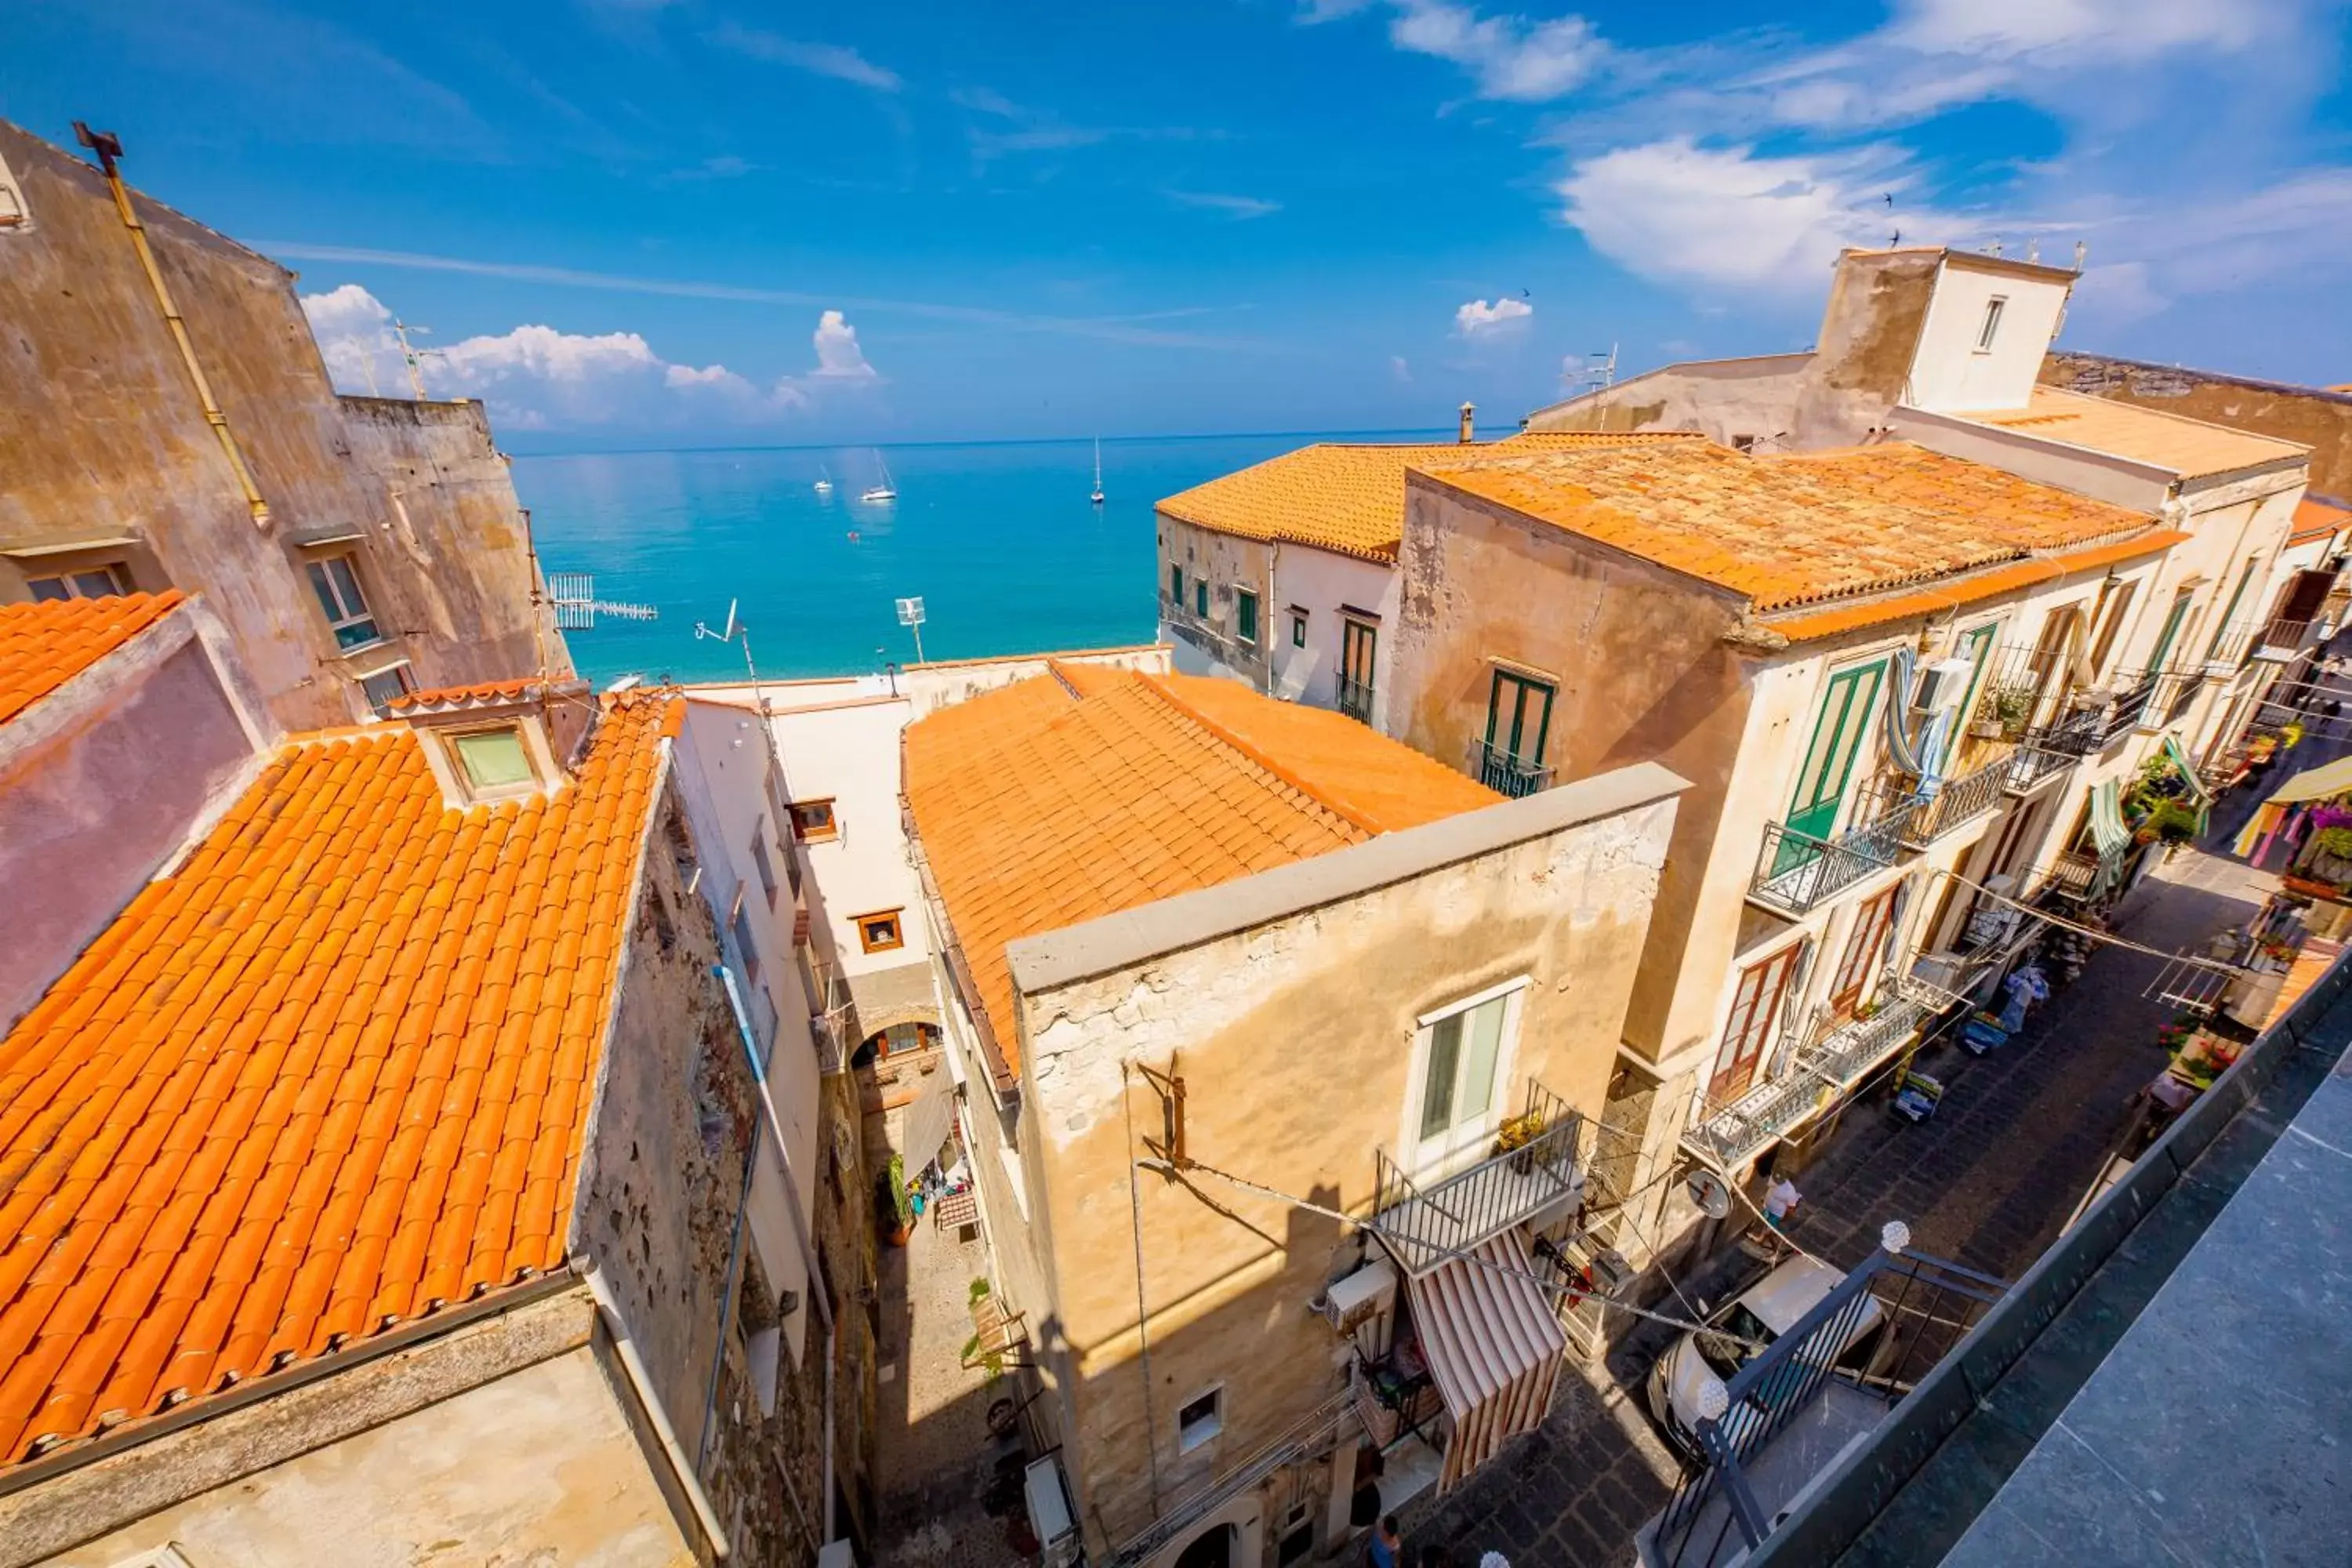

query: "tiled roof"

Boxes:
[904, 666, 1497, 1071]
[1965, 387, 2307, 480]
[1411, 441, 2158, 614]
[386, 677, 556, 712]
[1156, 432, 1703, 562]
[2289, 496, 2352, 546]
[0, 691, 677, 1465]
[0, 593, 184, 726]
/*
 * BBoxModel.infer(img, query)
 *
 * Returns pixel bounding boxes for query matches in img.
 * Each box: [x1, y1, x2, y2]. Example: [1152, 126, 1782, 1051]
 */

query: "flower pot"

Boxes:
[1967, 719, 2003, 741]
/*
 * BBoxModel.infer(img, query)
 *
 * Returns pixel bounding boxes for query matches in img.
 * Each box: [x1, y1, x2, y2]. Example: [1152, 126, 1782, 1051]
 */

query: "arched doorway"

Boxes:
[1171, 1523, 1237, 1568]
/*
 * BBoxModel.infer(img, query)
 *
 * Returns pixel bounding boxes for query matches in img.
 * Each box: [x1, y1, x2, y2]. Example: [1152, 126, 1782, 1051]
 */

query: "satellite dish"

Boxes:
[1686, 1167, 1731, 1220]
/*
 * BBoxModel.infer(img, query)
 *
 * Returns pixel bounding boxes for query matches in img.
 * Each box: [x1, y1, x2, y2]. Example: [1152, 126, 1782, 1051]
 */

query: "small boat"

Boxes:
[814, 465, 833, 495]
[859, 452, 897, 503]
[1091, 437, 1105, 505]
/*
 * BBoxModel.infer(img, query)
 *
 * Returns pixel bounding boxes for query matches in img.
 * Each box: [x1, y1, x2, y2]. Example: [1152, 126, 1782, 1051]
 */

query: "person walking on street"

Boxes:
[1370, 1515, 1403, 1568]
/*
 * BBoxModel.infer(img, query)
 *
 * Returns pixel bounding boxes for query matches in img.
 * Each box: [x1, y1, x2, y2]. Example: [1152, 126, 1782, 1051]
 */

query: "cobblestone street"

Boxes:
[1403, 843, 2272, 1566]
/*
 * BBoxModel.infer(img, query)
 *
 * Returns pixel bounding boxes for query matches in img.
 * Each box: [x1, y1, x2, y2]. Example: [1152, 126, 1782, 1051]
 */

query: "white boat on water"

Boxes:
[814, 465, 833, 495]
[860, 452, 897, 503]
[1091, 437, 1105, 506]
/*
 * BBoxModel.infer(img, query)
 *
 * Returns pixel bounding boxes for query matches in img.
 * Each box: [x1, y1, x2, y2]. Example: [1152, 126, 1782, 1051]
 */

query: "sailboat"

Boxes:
[1091, 437, 1105, 506]
[859, 452, 897, 504]
[813, 465, 833, 495]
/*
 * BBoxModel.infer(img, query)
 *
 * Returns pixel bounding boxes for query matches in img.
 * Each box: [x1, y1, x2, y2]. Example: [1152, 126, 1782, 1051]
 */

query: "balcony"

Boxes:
[1799, 976, 1956, 1090]
[2027, 702, 2104, 758]
[1749, 803, 1914, 918]
[1336, 673, 1374, 724]
[2035, 850, 2101, 902]
[1683, 1068, 1833, 1172]
[2156, 668, 2205, 726]
[1371, 1081, 1584, 1275]
[2002, 742, 2074, 795]
[1899, 756, 2009, 847]
[1476, 742, 1551, 799]
[2259, 618, 2315, 658]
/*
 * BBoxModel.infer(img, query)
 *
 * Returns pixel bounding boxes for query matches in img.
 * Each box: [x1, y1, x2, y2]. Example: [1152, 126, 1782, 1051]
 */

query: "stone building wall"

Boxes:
[2042, 350, 2352, 499]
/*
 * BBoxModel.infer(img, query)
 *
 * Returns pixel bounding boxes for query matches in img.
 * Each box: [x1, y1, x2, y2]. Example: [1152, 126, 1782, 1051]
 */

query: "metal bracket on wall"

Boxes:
[1134, 1055, 1188, 1172]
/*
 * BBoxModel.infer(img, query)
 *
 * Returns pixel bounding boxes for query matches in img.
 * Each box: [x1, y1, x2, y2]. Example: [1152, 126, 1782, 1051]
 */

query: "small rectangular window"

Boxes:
[751, 827, 779, 906]
[1290, 612, 1307, 648]
[1730, 434, 1757, 453]
[306, 554, 383, 651]
[731, 895, 762, 983]
[1976, 297, 2006, 352]
[453, 728, 532, 790]
[855, 909, 906, 954]
[789, 799, 838, 842]
[1169, 564, 1184, 604]
[1195, 581, 1208, 619]
[1177, 1387, 1223, 1452]
[27, 563, 129, 601]
[359, 663, 415, 716]
[1236, 589, 1259, 644]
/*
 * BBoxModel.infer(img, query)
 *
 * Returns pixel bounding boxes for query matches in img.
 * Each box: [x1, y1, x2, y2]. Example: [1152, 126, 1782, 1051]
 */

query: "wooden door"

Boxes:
[1711, 944, 1804, 1104]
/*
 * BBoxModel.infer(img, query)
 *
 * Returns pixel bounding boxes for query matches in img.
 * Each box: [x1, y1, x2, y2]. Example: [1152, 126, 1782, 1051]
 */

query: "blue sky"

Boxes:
[9, 0, 2352, 447]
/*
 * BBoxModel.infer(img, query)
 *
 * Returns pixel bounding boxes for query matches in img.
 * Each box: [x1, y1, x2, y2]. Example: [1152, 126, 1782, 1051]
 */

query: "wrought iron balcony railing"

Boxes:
[2002, 742, 2075, 795]
[1371, 1080, 1583, 1275]
[2261, 618, 2314, 656]
[1336, 673, 1374, 724]
[2035, 849, 2101, 902]
[1476, 742, 1551, 799]
[1898, 757, 2008, 847]
[1750, 802, 1914, 917]
[1799, 975, 1956, 1089]
[1683, 1069, 1831, 1172]
[2026, 702, 2104, 757]
[2157, 667, 2205, 726]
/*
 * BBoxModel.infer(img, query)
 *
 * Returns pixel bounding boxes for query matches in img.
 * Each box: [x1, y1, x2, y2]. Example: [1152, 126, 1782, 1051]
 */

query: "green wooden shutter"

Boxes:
[1957, 623, 1998, 731]
[2206, 564, 2259, 658]
[1787, 661, 1886, 841]
[2146, 590, 2193, 673]
[1170, 564, 1183, 603]
[1237, 590, 1258, 644]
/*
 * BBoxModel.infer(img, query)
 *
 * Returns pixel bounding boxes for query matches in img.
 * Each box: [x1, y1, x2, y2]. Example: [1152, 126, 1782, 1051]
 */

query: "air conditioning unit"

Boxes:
[1025, 1456, 1082, 1568]
[1912, 657, 1976, 715]
[1315, 1258, 1398, 1338]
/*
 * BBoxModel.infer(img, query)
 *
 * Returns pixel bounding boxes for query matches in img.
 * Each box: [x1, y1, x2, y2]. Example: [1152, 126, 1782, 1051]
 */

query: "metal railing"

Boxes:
[1371, 1080, 1584, 1275]
[1896, 757, 2007, 847]
[2261, 617, 2314, 655]
[1650, 1246, 2008, 1568]
[1336, 673, 1374, 724]
[2034, 850, 2100, 902]
[2002, 742, 2073, 795]
[2095, 668, 2161, 745]
[1108, 1385, 1361, 1566]
[1749, 804, 1913, 917]
[1800, 975, 1956, 1089]
[1682, 1069, 1832, 1171]
[2025, 702, 2103, 757]
[1476, 742, 1551, 798]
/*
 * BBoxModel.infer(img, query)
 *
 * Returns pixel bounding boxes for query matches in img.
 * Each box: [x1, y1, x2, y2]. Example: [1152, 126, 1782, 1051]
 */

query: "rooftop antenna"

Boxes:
[895, 596, 927, 663]
[1987, 236, 2004, 257]
[546, 572, 659, 630]
[1566, 344, 1617, 396]
[390, 318, 443, 401]
[2027, 238, 2041, 264]
[2074, 240, 2089, 270]
[696, 598, 775, 714]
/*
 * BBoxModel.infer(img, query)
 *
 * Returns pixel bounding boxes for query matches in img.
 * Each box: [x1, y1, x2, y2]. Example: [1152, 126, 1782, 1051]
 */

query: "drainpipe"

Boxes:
[716, 962, 840, 1544]
[73, 123, 271, 529]
[583, 1264, 735, 1559]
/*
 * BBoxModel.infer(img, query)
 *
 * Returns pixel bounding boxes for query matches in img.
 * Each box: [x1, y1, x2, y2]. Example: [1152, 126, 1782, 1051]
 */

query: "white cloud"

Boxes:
[1886, 0, 2260, 64]
[1556, 139, 1941, 292]
[1454, 296, 1535, 335]
[1164, 189, 1283, 220]
[710, 24, 902, 91]
[1302, 2, 1605, 102]
[300, 286, 881, 429]
[1391, 354, 1414, 383]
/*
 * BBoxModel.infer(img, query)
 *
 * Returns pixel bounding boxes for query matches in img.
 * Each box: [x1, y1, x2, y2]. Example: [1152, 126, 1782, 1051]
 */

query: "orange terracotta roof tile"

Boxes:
[904, 667, 1497, 1075]
[1413, 441, 2158, 614]
[1156, 432, 1704, 561]
[2290, 496, 2352, 546]
[1965, 387, 2307, 480]
[1762, 529, 2190, 643]
[387, 677, 560, 712]
[0, 690, 677, 1466]
[0, 593, 184, 727]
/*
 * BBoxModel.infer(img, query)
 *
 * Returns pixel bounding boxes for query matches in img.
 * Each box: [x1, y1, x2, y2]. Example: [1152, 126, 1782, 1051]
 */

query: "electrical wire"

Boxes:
[1923, 865, 2250, 978]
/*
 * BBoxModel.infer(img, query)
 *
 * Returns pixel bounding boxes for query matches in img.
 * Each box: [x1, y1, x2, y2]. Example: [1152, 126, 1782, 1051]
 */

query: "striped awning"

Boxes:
[1403, 1229, 1566, 1491]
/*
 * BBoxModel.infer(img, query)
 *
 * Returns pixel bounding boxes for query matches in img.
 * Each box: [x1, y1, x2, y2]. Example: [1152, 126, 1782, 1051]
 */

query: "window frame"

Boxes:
[1975, 296, 2007, 353]
[1786, 659, 1886, 842]
[1828, 884, 1899, 1018]
[751, 826, 780, 908]
[305, 552, 386, 652]
[1290, 611, 1308, 648]
[1194, 580, 1208, 619]
[1484, 666, 1555, 766]
[1169, 564, 1184, 606]
[855, 907, 907, 954]
[1175, 1385, 1225, 1453]
[789, 798, 839, 843]
[1404, 976, 1529, 1177]
[1711, 941, 1805, 1104]
[447, 724, 539, 800]
[358, 661, 416, 717]
[26, 561, 130, 601]
[731, 891, 763, 985]
[1235, 587, 1259, 645]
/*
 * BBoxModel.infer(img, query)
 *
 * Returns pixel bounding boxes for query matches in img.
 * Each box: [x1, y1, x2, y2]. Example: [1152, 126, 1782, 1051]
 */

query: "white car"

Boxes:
[1646, 1255, 1885, 1455]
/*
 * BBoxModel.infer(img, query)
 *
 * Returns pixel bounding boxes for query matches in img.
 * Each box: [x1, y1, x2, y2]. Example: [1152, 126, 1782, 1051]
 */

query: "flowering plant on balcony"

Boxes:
[2154, 1017, 2198, 1054]
[1493, 1111, 1547, 1154]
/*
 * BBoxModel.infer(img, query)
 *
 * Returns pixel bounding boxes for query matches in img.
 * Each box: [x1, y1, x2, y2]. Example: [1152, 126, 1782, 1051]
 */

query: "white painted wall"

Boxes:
[1906, 260, 2071, 414]
[1267, 545, 1400, 722]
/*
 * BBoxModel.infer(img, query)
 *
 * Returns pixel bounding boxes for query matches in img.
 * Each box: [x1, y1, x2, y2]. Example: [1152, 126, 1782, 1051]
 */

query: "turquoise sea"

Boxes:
[515, 432, 1434, 687]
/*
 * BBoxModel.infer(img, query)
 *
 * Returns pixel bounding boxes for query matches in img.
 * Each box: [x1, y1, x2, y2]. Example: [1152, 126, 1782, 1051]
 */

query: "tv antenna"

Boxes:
[1566, 343, 1617, 395]
[391, 318, 444, 401]
[546, 572, 659, 630]
[896, 596, 927, 663]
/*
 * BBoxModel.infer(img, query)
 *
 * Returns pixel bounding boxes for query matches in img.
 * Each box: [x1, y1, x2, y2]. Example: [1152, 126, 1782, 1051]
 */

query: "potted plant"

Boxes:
[2148, 800, 2201, 848]
[886, 1152, 914, 1246]
[2302, 824, 2352, 887]
[1493, 1111, 1547, 1172]
[1975, 686, 2034, 741]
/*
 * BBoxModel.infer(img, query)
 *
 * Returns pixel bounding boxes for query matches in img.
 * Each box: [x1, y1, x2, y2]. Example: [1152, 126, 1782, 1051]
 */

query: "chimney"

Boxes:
[1457, 401, 1475, 445]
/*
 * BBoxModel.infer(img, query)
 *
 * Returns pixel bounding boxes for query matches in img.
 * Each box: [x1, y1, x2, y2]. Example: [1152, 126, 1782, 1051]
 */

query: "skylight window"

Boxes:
[453, 728, 533, 792]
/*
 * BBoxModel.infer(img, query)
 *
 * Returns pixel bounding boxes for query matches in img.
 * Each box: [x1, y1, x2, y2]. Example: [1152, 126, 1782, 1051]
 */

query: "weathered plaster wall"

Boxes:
[0, 122, 556, 730]
[38, 1343, 691, 1568]
[1523, 354, 1814, 447]
[1011, 798, 1678, 1550]
[1389, 477, 1754, 1060]
[1267, 544, 1399, 719]
[0, 610, 259, 1030]
[762, 694, 931, 980]
[2045, 352, 2352, 499]
[1157, 514, 1275, 688]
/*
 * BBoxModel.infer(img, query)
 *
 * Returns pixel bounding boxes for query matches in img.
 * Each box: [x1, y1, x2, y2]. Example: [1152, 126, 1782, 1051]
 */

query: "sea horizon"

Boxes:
[516, 429, 1443, 688]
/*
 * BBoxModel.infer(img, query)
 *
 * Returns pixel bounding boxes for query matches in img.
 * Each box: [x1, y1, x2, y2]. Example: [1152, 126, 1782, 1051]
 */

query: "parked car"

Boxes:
[1646, 1254, 1885, 1455]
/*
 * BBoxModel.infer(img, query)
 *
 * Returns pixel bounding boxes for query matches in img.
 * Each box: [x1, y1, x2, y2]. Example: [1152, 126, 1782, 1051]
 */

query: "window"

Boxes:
[1976, 296, 2006, 352]
[1236, 589, 1259, 644]
[1830, 885, 1899, 1017]
[1711, 942, 1805, 1103]
[2088, 579, 2139, 677]
[359, 663, 415, 717]
[1290, 612, 1307, 648]
[1170, 564, 1184, 604]
[2208, 561, 2261, 658]
[751, 827, 780, 907]
[452, 727, 533, 792]
[1194, 580, 1208, 619]
[1730, 434, 1757, 453]
[1177, 1387, 1224, 1452]
[789, 799, 838, 843]
[1955, 622, 1998, 730]
[27, 563, 128, 601]
[1787, 661, 1886, 842]
[731, 895, 763, 983]
[305, 554, 383, 651]
[2146, 587, 2194, 673]
[1410, 981, 1523, 1171]
[1484, 667, 1553, 764]
[855, 909, 906, 953]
